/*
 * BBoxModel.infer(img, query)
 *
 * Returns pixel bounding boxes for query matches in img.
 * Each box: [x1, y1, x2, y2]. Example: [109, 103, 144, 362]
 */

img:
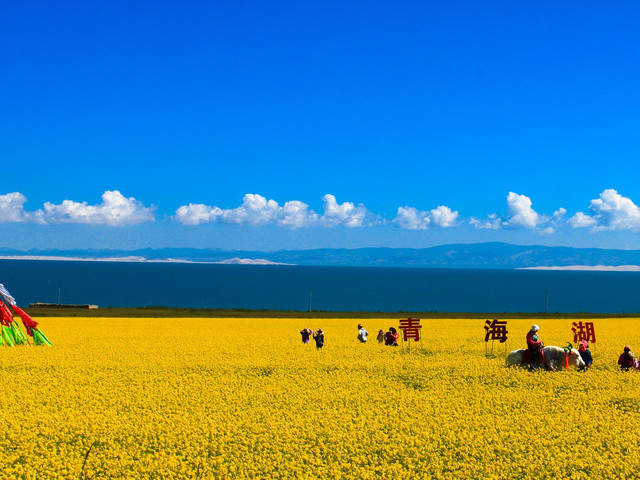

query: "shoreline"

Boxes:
[2, 256, 640, 272]
[520, 265, 640, 271]
[0, 255, 288, 266]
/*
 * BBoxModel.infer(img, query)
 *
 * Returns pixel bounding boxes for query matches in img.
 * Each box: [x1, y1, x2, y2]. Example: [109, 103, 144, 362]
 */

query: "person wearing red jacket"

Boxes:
[385, 327, 399, 347]
[526, 324, 543, 364]
[618, 346, 635, 371]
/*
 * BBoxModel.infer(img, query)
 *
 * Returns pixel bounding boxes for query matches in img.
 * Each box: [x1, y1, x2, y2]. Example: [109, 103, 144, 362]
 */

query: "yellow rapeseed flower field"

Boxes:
[1, 317, 640, 479]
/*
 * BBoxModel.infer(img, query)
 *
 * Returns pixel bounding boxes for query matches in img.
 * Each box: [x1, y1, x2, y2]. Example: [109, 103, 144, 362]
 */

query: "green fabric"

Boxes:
[33, 329, 44, 346]
[10, 322, 27, 345]
[2, 326, 15, 346]
[33, 329, 52, 346]
[39, 330, 52, 346]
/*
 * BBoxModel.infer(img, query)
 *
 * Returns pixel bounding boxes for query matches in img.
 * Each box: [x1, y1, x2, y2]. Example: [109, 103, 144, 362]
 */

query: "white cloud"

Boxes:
[174, 203, 221, 226]
[0, 191, 155, 226]
[15, 189, 640, 237]
[174, 193, 372, 228]
[277, 200, 319, 229]
[0, 192, 32, 223]
[218, 194, 281, 226]
[552, 208, 567, 222]
[395, 207, 429, 230]
[506, 192, 540, 229]
[569, 189, 640, 231]
[174, 194, 319, 229]
[471, 192, 561, 233]
[541, 208, 567, 235]
[319, 194, 368, 227]
[41, 190, 155, 226]
[219, 194, 320, 228]
[394, 205, 459, 230]
[568, 211, 596, 228]
[430, 205, 459, 227]
[469, 213, 502, 230]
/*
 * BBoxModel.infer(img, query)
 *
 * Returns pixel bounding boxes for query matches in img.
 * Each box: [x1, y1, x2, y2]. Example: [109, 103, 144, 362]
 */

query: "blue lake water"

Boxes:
[1, 260, 640, 313]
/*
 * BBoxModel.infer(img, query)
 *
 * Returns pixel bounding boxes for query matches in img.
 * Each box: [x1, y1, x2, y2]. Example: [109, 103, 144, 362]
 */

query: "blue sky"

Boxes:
[2, 1, 640, 251]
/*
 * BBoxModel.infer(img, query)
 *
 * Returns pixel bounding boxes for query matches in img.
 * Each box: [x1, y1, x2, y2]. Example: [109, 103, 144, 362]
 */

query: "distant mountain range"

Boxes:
[2, 242, 640, 269]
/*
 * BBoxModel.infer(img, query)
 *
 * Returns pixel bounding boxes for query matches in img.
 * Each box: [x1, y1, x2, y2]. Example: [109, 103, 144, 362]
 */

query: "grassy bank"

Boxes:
[22, 306, 639, 318]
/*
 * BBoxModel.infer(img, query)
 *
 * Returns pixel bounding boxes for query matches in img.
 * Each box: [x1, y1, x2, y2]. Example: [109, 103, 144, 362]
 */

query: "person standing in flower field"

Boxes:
[313, 329, 325, 349]
[618, 346, 635, 371]
[385, 327, 399, 347]
[300, 328, 313, 344]
[376, 329, 385, 344]
[357, 324, 368, 343]
[577, 340, 593, 371]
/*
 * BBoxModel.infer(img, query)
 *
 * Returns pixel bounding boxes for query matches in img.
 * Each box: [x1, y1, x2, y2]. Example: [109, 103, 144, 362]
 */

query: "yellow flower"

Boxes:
[1, 317, 639, 478]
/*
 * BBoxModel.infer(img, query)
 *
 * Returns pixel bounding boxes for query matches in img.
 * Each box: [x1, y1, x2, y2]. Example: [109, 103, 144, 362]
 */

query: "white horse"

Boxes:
[506, 346, 585, 370]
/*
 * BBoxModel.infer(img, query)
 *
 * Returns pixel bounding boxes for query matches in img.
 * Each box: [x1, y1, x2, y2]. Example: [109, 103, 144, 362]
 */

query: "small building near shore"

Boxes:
[29, 303, 99, 309]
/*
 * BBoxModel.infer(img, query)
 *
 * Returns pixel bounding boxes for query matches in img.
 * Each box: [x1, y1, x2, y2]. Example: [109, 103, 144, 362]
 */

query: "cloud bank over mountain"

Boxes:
[1, 189, 640, 238]
[0, 190, 155, 226]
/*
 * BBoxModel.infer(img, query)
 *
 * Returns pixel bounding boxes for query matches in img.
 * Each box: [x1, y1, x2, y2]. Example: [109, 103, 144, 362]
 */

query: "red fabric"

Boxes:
[0, 301, 13, 327]
[618, 353, 635, 369]
[526, 331, 542, 349]
[523, 331, 544, 365]
[12, 305, 38, 329]
[522, 349, 545, 363]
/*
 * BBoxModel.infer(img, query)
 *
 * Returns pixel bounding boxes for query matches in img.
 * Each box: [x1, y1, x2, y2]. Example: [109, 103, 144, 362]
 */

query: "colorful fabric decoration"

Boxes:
[12, 305, 52, 346]
[0, 283, 16, 305]
[0, 285, 51, 347]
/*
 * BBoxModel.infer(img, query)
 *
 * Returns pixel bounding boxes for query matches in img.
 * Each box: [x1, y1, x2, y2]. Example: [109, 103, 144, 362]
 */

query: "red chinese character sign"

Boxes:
[484, 319, 508, 343]
[399, 318, 422, 341]
[398, 318, 423, 351]
[484, 319, 508, 355]
[572, 321, 596, 344]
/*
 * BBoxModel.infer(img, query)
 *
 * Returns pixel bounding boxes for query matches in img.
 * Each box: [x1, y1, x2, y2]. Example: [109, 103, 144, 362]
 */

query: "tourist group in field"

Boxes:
[300, 324, 402, 349]
[301, 320, 638, 371]
[524, 323, 639, 371]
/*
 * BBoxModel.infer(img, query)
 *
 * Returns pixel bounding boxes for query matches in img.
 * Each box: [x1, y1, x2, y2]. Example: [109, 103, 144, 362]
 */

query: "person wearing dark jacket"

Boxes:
[578, 340, 593, 371]
[385, 327, 399, 347]
[313, 329, 325, 349]
[300, 328, 312, 344]
[618, 346, 635, 371]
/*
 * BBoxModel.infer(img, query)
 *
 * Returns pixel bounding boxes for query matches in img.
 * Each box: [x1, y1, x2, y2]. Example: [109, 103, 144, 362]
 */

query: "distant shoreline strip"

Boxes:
[1, 256, 639, 271]
[0, 256, 290, 266]
[520, 265, 640, 272]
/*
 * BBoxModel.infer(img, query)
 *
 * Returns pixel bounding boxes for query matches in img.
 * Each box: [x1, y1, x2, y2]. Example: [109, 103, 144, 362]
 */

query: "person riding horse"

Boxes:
[526, 324, 544, 364]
